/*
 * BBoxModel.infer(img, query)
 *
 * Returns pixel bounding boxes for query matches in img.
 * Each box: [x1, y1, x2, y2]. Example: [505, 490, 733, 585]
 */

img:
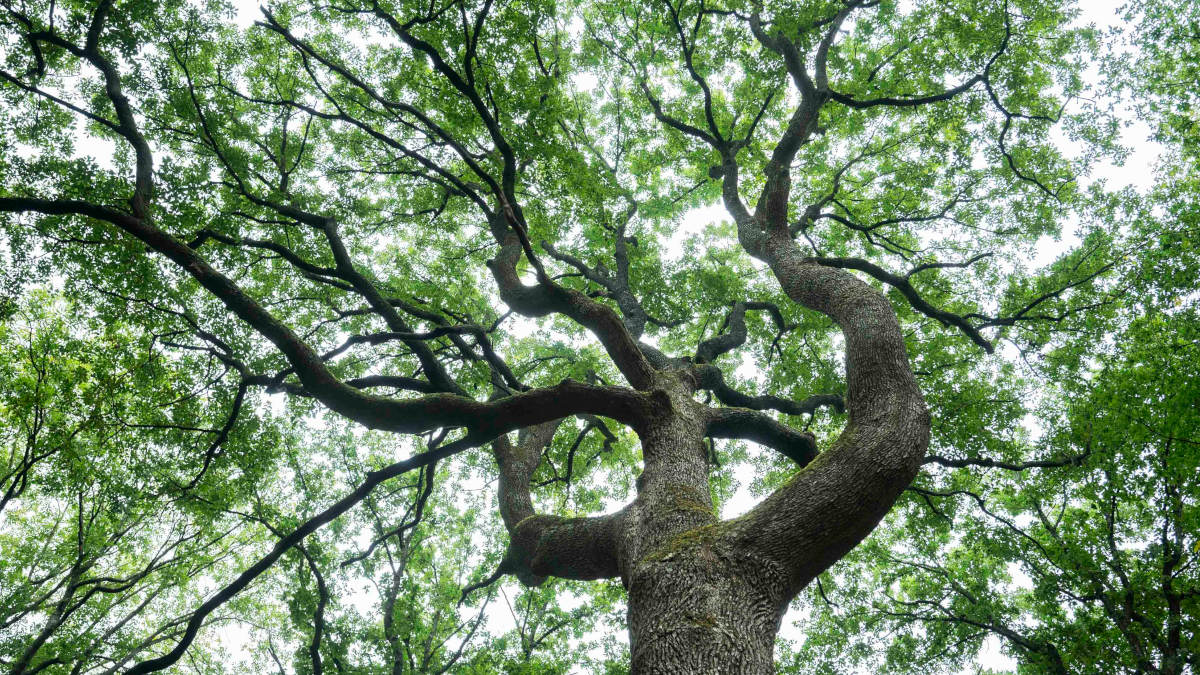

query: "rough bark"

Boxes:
[618, 377, 766, 674]
[721, 230, 931, 596]
[625, 546, 785, 674]
[618, 231, 929, 673]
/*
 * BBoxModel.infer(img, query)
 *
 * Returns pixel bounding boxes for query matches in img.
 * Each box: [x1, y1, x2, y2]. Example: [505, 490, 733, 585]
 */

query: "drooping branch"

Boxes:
[125, 434, 478, 675]
[694, 300, 798, 363]
[486, 214, 658, 390]
[923, 450, 1090, 472]
[969, 258, 1119, 330]
[2, 197, 666, 437]
[828, 75, 985, 109]
[906, 253, 994, 279]
[823, 1, 1005, 114]
[693, 362, 844, 418]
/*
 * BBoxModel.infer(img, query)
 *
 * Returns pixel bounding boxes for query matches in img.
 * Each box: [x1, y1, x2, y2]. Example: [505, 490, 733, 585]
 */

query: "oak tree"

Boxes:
[0, 0, 1163, 672]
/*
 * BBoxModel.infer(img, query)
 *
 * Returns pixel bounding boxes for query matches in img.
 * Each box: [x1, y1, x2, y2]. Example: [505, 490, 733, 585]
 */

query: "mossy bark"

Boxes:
[617, 379, 783, 673]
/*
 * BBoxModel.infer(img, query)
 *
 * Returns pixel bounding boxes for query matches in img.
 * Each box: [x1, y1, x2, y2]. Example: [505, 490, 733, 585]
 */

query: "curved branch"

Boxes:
[695, 302, 748, 363]
[1, 198, 663, 436]
[490, 418, 625, 587]
[923, 451, 1089, 472]
[828, 75, 983, 109]
[693, 363, 844, 418]
[486, 215, 657, 390]
[718, 228, 930, 597]
[126, 434, 477, 674]
[694, 300, 799, 364]
[493, 419, 563, 531]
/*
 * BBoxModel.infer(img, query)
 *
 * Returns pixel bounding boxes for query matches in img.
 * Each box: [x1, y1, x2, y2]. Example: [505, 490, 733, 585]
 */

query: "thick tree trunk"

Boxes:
[626, 546, 786, 674]
[622, 228, 929, 672]
[620, 388, 786, 674]
[618, 379, 785, 674]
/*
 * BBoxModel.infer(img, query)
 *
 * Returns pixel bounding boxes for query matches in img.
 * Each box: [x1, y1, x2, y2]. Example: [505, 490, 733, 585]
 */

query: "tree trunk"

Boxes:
[626, 547, 786, 674]
[492, 224, 929, 673]
[619, 378, 786, 674]
[619, 227, 930, 672]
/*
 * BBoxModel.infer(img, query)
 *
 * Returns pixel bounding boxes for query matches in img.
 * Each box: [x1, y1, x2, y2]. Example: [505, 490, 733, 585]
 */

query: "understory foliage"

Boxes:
[0, 0, 1195, 673]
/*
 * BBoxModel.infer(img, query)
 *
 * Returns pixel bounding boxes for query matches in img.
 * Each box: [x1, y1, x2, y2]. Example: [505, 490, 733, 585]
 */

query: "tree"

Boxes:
[0, 0, 1155, 672]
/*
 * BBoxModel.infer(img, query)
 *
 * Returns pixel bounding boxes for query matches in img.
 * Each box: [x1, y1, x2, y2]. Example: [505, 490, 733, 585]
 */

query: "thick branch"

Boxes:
[486, 216, 657, 389]
[500, 512, 625, 586]
[693, 363, 844, 417]
[492, 420, 563, 531]
[706, 407, 818, 467]
[1, 198, 664, 436]
[694, 300, 797, 363]
[923, 451, 1089, 471]
[718, 229, 930, 596]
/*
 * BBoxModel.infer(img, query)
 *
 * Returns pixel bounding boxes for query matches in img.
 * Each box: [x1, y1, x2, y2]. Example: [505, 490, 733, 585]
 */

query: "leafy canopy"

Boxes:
[0, 0, 1194, 673]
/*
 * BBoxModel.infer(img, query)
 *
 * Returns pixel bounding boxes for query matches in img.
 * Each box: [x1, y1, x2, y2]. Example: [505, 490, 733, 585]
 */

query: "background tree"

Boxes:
[0, 0, 1174, 672]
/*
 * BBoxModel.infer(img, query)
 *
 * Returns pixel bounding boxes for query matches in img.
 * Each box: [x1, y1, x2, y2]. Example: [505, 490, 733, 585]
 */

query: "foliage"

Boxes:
[0, 0, 1195, 672]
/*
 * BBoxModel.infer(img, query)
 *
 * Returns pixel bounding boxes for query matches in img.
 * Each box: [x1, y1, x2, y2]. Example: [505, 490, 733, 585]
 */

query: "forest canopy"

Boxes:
[0, 0, 1196, 673]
